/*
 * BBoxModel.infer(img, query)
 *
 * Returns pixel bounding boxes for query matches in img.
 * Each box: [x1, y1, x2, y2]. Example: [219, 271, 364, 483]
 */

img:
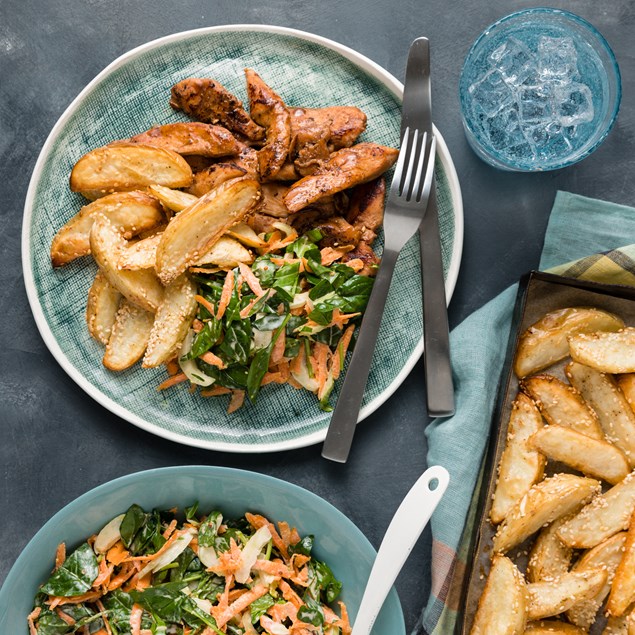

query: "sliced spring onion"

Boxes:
[235, 525, 272, 584]
[138, 529, 195, 579]
[94, 514, 125, 554]
[179, 329, 215, 387]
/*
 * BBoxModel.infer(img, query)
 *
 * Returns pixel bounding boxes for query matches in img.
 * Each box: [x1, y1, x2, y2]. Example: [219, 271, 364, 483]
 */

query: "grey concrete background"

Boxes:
[1, 0, 633, 632]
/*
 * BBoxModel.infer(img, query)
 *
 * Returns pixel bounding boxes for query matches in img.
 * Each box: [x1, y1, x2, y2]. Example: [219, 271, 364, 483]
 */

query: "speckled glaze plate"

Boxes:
[22, 25, 463, 453]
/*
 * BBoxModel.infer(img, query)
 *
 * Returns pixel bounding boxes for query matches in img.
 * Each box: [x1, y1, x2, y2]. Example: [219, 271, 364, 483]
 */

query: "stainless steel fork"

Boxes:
[322, 128, 437, 463]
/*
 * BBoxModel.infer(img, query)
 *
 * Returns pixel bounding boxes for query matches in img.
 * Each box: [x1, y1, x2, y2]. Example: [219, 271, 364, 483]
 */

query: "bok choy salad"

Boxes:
[28, 503, 350, 635]
[161, 227, 374, 412]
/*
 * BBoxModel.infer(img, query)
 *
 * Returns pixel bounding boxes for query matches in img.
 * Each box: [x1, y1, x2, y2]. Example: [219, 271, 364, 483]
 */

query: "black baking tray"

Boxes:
[455, 270, 635, 634]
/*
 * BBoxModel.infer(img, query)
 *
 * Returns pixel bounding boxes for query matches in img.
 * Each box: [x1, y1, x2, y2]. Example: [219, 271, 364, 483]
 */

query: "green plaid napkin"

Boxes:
[417, 191, 635, 635]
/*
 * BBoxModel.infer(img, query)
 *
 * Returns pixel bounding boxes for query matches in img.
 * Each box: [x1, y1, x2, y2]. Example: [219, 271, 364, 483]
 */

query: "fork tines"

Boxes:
[392, 127, 436, 204]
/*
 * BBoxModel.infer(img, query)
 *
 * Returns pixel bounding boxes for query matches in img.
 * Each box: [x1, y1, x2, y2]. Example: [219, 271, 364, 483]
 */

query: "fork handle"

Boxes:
[322, 248, 400, 463]
[420, 184, 455, 417]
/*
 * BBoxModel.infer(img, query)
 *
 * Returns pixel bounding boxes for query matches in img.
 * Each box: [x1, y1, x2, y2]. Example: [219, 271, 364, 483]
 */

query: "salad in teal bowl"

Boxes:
[0, 466, 404, 634]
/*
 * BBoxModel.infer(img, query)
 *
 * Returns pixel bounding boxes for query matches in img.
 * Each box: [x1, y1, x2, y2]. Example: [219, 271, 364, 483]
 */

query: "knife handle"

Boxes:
[420, 182, 455, 417]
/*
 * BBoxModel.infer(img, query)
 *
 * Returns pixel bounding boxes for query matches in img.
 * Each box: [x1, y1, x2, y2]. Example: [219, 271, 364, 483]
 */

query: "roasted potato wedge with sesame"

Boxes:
[526, 516, 573, 584]
[493, 474, 601, 554]
[569, 327, 635, 374]
[86, 271, 122, 345]
[155, 178, 260, 285]
[90, 215, 164, 312]
[566, 532, 627, 628]
[70, 144, 193, 198]
[51, 191, 164, 267]
[118, 234, 163, 271]
[103, 299, 154, 371]
[142, 275, 198, 368]
[195, 236, 253, 268]
[566, 361, 635, 467]
[520, 373, 603, 439]
[619, 374, 635, 417]
[123, 122, 241, 157]
[148, 184, 198, 213]
[558, 471, 635, 549]
[225, 222, 266, 248]
[530, 425, 630, 485]
[470, 555, 527, 635]
[513, 307, 624, 378]
[524, 622, 589, 634]
[490, 392, 545, 525]
[526, 568, 607, 621]
[607, 512, 635, 617]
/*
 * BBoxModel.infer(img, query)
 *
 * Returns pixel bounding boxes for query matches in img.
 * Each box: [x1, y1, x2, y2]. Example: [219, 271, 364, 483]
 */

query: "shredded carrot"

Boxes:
[106, 542, 130, 566]
[27, 607, 41, 635]
[313, 342, 329, 396]
[342, 257, 364, 273]
[268, 601, 297, 624]
[54, 542, 66, 570]
[96, 599, 113, 635]
[287, 376, 303, 390]
[252, 559, 292, 578]
[321, 245, 353, 266]
[200, 351, 226, 368]
[209, 539, 243, 577]
[329, 308, 360, 330]
[332, 324, 355, 380]
[124, 529, 189, 563]
[188, 266, 222, 274]
[201, 386, 232, 397]
[106, 561, 136, 591]
[56, 609, 76, 625]
[337, 601, 352, 635]
[213, 584, 268, 628]
[227, 588, 248, 602]
[130, 603, 143, 635]
[47, 591, 103, 608]
[278, 580, 303, 609]
[271, 328, 286, 365]
[239, 262, 265, 296]
[195, 294, 216, 317]
[192, 319, 205, 333]
[261, 371, 286, 386]
[227, 390, 245, 413]
[93, 558, 114, 588]
[166, 358, 180, 376]
[162, 518, 178, 540]
[245, 513, 289, 561]
[216, 270, 235, 320]
[157, 372, 188, 391]
[277, 521, 293, 550]
[290, 553, 310, 569]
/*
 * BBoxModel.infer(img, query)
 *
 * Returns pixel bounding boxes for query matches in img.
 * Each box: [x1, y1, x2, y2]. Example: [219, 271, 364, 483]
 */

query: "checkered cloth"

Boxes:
[416, 191, 635, 635]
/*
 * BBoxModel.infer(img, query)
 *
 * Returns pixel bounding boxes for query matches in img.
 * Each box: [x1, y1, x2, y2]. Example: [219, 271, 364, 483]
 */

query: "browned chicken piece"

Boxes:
[341, 241, 380, 276]
[186, 163, 247, 197]
[346, 177, 386, 244]
[245, 68, 292, 181]
[121, 122, 241, 157]
[170, 78, 265, 142]
[284, 143, 398, 213]
[268, 161, 301, 181]
[256, 183, 291, 218]
[246, 212, 281, 235]
[308, 216, 362, 248]
[290, 106, 367, 150]
[183, 155, 215, 173]
[232, 144, 260, 178]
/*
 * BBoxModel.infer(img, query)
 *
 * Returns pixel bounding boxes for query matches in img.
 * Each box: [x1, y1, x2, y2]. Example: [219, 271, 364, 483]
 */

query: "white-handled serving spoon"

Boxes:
[351, 465, 450, 635]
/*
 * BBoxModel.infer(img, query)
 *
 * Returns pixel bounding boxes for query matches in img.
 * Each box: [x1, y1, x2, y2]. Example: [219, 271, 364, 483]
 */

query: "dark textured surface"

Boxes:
[1, 1, 634, 632]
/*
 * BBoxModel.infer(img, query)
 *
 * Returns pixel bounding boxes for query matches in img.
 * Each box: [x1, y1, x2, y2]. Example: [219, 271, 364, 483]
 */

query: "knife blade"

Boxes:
[401, 38, 455, 417]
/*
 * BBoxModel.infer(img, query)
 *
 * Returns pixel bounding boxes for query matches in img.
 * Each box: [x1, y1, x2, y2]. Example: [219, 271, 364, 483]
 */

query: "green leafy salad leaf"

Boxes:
[40, 543, 98, 597]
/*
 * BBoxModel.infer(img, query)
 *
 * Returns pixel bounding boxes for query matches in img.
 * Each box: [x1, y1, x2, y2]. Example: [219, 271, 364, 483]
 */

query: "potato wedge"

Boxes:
[50, 191, 164, 266]
[513, 307, 624, 378]
[524, 622, 589, 634]
[570, 327, 635, 373]
[618, 374, 635, 417]
[526, 516, 573, 584]
[155, 178, 260, 285]
[493, 474, 601, 554]
[604, 615, 629, 635]
[195, 236, 253, 268]
[70, 144, 193, 197]
[558, 470, 635, 549]
[86, 271, 122, 345]
[490, 392, 546, 524]
[148, 184, 199, 213]
[118, 233, 163, 270]
[470, 555, 527, 635]
[607, 511, 635, 617]
[520, 374, 604, 440]
[566, 532, 628, 628]
[566, 361, 635, 467]
[90, 215, 164, 312]
[530, 425, 630, 484]
[186, 163, 248, 197]
[142, 274, 198, 368]
[527, 568, 607, 621]
[103, 299, 154, 371]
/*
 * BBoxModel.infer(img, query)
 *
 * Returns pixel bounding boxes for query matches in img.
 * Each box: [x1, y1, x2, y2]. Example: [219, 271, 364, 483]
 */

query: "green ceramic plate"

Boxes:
[22, 25, 463, 452]
[0, 465, 405, 633]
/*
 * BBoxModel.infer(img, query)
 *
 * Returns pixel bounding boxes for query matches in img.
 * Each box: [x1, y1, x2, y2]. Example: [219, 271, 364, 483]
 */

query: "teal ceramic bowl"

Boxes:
[22, 25, 463, 453]
[0, 466, 405, 634]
